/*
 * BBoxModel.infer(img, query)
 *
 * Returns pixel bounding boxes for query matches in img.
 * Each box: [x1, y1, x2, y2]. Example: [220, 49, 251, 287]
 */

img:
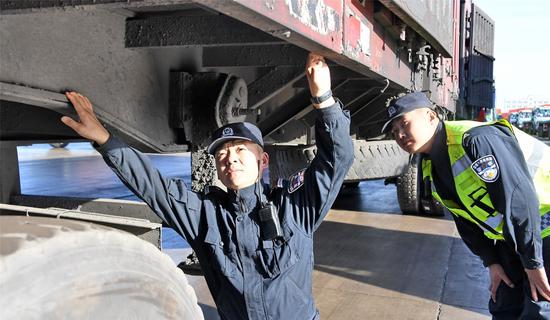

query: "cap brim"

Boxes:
[207, 136, 254, 154]
[380, 112, 406, 134]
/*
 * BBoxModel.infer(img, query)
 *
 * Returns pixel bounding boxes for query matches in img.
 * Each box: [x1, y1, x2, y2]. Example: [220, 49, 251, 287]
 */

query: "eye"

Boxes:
[216, 151, 227, 159]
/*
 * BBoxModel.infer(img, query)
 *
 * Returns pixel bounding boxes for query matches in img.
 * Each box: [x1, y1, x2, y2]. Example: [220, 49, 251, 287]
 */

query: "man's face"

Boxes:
[214, 139, 269, 190]
[390, 108, 438, 154]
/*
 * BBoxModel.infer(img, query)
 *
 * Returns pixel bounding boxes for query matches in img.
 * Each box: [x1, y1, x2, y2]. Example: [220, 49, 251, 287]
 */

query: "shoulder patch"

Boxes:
[288, 169, 306, 193]
[471, 155, 499, 183]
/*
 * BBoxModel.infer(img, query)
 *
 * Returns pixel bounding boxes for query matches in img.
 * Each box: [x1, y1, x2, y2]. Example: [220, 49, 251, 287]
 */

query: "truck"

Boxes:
[508, 111, 519, 126]
[515, 107, 534, 134]
[0, 0, 495, 318]
[533, 104, 550, 138]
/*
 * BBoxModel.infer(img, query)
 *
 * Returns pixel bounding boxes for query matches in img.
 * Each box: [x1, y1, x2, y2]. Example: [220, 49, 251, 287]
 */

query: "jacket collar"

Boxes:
[424, 121, 446, 159]
[227, 182, 269, 214]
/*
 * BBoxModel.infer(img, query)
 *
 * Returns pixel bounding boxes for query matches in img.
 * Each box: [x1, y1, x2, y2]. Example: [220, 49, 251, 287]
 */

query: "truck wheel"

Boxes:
[396, 155, 420, 214]
[0, 215, 204, 320]
[346, 140, 409, 180]
[265, 144, 316, 183]
[396, 155, 445, 216]
[266, 139, 409, 182]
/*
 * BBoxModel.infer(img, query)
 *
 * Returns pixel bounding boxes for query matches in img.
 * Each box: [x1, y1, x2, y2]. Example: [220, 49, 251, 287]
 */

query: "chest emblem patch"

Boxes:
[471, 155, 499, 183]
[288, 169, 306, 193]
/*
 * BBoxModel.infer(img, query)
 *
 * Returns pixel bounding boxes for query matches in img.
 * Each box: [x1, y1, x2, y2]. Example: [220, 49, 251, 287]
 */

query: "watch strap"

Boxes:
[310, 89, 333, 105]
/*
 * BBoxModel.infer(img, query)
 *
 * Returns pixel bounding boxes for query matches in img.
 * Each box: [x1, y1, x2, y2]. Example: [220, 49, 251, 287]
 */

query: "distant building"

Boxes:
[503, 96, 550, 111]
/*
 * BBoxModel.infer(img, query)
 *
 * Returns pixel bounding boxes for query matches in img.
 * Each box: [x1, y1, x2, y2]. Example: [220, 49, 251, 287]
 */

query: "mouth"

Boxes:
[225, 168, 243, 175]
[399, 138, 412, 147]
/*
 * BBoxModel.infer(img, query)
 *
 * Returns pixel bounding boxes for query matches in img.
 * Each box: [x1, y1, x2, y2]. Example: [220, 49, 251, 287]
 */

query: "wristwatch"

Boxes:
[310, 89, 333, 105]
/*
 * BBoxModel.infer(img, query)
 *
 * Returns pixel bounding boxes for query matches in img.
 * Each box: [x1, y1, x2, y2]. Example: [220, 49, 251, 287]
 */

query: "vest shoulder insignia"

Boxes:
[471, 155, 499, 183]
[288, 169, 306, 193]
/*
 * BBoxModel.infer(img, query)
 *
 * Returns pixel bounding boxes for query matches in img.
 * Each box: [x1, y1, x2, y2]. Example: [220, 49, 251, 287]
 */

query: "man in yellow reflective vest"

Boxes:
[381, 92, 550, 319]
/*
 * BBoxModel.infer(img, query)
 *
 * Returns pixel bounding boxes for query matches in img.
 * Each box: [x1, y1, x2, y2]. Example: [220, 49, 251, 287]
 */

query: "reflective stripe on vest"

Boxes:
[424, 161, 503, 238]
[423, 119, 550, 240]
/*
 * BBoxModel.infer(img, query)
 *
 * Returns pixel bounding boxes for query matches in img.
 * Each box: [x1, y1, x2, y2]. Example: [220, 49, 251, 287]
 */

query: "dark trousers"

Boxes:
[489, 237, 550, 320]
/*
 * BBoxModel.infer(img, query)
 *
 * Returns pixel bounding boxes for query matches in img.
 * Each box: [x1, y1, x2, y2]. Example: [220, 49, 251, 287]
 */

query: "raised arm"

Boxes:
[286, 54, 354, 234]
[306, 53, 336, 110]
[61, 92, 202, 243]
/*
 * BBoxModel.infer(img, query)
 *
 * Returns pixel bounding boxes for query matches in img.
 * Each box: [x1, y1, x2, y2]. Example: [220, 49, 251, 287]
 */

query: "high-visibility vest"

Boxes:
[422, 119, 550, 240]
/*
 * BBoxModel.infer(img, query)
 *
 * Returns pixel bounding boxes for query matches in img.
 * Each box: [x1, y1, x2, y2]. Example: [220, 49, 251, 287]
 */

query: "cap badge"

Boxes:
[388, 106, 397, 117]
[222, 127, 234, 137]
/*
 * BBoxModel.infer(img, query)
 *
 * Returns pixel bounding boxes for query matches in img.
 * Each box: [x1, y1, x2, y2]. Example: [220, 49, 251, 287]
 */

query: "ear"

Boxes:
[427, 109, 438, 124]
[261, 152, 269, 170]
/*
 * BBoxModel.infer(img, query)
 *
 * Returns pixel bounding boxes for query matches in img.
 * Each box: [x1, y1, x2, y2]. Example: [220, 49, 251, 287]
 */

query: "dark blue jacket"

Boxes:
[426, 121, 542, 269]
[96, 102, 354, 320]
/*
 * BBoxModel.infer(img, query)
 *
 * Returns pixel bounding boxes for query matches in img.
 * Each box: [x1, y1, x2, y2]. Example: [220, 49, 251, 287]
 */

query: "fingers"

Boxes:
[500, 272, 515, 288]
[488, 264, 513, 303]
[525, 267, 550, 302]
[306, 53, 325, 69]
[535, 279, 550, 301]
[62, 91, 110, 144]
[60, 115, 83, 133]
[81, 94, 93, 111]
[539, 287, 550, 301]
[65, 91, 93, 115]
[531, 282, 539, 302]
[65, 92, 86, 118]
[490, 281, 498, 303]
[306, 67, 314, 79]
[536, 269, 550, 301]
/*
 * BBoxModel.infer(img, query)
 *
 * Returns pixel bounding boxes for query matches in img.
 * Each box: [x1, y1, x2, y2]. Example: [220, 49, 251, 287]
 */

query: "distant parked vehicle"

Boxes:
[533, 105, 550, 138]
[517, 109, 534, 134]
[509, 112, 519, 127]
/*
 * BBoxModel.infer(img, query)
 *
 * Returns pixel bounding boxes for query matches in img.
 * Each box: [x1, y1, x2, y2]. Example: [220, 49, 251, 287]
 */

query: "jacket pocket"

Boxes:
[203, 228, 237, 278]
[256, 224, 299, 279]
[168, 180, 201, 213]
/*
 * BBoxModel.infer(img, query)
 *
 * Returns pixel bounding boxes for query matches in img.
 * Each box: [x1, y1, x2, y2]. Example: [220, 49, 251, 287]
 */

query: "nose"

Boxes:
[397, 130, 406, 140]
[226, 149, 239, 163]
[393, 128, 406, 140]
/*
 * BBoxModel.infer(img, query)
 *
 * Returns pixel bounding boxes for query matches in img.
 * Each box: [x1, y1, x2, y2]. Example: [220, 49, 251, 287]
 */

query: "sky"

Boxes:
[473, 0, 550, 109]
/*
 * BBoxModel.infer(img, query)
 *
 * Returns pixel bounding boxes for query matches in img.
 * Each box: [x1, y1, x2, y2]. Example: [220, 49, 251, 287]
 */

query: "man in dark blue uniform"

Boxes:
[382, 92, 550, 319]
[61, 53, 354, 320]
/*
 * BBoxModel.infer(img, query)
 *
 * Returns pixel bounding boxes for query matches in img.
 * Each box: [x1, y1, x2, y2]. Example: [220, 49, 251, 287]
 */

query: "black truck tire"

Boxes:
[265, 144, 316, 183]
[0, 215, 203, 320]
[266, 139, 409, 182]
[346, 140, 409, 181]
[396, 155, 445, 216]
[396, 155, 420, 214]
